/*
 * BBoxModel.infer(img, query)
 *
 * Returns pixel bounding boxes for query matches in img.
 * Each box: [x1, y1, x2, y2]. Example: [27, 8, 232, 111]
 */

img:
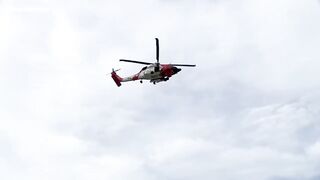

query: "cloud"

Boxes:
[1, 0, 320, 179]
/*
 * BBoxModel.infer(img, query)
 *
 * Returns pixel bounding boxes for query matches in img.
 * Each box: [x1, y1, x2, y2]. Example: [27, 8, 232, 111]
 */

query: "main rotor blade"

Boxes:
[119, 59, 152, 65]
[155, 38, 159, 63]
[170, 64, 196, 67]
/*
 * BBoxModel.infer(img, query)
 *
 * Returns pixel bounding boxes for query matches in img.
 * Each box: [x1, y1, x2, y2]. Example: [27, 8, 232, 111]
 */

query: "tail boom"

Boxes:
[111, 71, 122, 87]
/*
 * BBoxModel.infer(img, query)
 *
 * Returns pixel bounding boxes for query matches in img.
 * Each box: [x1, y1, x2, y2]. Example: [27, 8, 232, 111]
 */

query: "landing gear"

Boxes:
[153, 81, 156, 85]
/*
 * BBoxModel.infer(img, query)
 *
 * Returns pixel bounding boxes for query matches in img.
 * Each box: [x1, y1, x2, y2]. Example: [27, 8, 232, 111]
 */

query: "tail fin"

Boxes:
[111, 69, 122, 87]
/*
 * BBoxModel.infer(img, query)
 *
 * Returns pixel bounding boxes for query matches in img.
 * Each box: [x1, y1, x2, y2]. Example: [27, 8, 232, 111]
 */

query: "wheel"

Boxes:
[140, 80, 143, 83]
[153, 81, 156, 85]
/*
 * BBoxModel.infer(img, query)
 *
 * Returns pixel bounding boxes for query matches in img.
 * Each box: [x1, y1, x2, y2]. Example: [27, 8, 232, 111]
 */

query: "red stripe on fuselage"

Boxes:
[132, 74, 139, 80]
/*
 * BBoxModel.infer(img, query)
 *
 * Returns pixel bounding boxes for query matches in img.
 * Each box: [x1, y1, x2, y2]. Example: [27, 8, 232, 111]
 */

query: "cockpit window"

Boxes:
[141, 66, 147, 71]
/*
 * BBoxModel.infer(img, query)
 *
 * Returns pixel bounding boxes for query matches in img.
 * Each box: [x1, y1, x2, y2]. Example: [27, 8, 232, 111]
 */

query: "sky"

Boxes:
[1, 0, 320, 179]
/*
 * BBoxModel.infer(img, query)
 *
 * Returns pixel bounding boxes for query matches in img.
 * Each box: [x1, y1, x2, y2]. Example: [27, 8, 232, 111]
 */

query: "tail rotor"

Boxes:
[112, 68, 121, 73]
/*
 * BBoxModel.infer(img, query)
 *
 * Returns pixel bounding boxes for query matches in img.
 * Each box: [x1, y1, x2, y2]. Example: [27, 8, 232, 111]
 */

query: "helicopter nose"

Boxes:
[172, 67, 181, 74]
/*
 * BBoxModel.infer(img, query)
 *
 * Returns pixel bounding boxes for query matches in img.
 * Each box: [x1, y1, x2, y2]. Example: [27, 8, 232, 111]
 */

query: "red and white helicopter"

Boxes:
[111, 38, 196, 87]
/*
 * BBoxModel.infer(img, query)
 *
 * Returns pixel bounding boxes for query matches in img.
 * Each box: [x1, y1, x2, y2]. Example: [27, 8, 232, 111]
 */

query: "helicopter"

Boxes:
[111, 38, 196, 87]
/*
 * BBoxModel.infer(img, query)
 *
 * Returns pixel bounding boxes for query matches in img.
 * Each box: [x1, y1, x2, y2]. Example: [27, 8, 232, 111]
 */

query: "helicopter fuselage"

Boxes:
[121, 64, 181, 84]
[110, 38, 195, 87]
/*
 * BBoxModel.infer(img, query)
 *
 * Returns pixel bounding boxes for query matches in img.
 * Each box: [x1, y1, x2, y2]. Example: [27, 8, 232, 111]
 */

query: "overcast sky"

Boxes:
[1, 0, 320, 179]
